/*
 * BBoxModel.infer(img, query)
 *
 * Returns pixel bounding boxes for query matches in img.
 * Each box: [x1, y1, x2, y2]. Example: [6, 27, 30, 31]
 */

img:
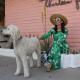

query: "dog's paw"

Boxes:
[24, 73, 29, 78]
[14, 72, 20, 76]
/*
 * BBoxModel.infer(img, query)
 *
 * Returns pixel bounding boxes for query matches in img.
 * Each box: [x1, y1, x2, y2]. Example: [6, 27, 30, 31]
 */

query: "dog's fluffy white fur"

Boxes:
[2, 25, 41, 78]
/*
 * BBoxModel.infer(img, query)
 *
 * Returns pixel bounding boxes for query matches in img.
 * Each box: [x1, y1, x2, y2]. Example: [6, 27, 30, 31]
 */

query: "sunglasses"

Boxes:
[54, 18, 61, 22]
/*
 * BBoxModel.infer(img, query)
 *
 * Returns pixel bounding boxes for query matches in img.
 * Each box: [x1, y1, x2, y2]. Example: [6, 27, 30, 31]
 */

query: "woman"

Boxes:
[39, 14, 69, 72]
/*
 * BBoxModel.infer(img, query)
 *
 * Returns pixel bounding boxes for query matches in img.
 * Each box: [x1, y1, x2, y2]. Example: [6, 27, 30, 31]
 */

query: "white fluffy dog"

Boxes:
[1, 25, 41, 78]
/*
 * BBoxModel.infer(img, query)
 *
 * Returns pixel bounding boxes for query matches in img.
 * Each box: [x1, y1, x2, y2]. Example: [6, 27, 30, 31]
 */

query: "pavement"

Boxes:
[0, 56, 80, 80]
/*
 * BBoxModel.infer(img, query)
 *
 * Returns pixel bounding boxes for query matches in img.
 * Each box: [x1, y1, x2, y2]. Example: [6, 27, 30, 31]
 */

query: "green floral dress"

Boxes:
[41, 28, 69, 69]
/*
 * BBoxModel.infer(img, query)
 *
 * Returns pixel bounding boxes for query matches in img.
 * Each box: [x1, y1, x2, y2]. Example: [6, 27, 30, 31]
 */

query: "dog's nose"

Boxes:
[1, 30, 2, 33]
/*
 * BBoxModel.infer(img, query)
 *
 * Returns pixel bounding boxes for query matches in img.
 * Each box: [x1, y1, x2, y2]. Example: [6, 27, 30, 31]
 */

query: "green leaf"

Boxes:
[71, 50, 79, 54]
[29, 33, 31, 38]
[33, 33, 35, 37]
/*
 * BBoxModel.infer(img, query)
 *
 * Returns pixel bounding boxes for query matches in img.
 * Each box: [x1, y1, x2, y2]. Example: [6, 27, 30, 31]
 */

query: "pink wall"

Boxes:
[5, 0, 80, 51]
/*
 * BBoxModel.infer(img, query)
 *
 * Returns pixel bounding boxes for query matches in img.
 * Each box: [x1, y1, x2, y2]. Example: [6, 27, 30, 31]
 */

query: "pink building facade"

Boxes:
[5, 0, 80, 51]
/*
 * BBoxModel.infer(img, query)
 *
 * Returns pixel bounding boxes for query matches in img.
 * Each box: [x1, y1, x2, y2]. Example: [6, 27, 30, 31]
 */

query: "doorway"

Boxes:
[0, 0, 5, 27]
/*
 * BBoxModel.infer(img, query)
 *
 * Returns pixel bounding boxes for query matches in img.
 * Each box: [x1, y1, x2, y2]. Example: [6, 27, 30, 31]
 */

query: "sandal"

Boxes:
[45, 63, 52, 72]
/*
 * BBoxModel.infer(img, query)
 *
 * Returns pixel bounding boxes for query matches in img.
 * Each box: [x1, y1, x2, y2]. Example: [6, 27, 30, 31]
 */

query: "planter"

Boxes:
[61, 54, 71, 68]
[41, 51, 50, 66]
[70, 54, 80, 68]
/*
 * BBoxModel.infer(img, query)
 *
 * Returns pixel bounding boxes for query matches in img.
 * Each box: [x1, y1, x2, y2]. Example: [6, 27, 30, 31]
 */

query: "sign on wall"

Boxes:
[39, 0, 80, 10]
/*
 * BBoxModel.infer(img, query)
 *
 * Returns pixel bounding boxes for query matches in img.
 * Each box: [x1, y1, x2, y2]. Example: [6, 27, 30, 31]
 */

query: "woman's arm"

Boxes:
[41, 28, 54, 40]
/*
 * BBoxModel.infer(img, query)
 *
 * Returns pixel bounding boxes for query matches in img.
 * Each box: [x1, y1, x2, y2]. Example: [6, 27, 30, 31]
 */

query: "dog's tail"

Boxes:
[37, 40, 41, 55]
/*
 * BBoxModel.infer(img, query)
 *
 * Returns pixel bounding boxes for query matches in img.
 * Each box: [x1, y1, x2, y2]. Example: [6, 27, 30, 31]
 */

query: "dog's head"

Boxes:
[1, 25, 22, 41]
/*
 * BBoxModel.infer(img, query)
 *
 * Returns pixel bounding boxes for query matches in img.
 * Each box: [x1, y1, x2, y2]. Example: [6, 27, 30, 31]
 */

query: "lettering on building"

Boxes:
[45, 0, 72, 7]
[76, 0, 80, 10]
[39, 0, 80, 10]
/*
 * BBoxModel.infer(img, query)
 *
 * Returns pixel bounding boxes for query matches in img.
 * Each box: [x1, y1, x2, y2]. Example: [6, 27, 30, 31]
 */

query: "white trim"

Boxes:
[0, 48, 37, 59]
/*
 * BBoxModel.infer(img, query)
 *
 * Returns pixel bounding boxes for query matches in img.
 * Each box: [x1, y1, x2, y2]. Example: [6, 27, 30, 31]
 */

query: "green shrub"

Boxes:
[71, 50, 79, 54]
[66, 50, 79, 54]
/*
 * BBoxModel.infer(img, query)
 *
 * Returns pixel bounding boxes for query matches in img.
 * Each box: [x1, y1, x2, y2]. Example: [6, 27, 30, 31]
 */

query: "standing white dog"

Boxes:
[1, 25, 41, 78]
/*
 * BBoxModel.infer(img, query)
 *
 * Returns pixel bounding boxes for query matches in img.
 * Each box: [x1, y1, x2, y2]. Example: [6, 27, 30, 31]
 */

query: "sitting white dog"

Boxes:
[1, 25, 41, 78]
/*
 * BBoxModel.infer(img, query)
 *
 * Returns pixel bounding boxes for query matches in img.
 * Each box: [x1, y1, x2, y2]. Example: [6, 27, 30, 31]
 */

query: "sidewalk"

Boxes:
[0, 56, 80, 80]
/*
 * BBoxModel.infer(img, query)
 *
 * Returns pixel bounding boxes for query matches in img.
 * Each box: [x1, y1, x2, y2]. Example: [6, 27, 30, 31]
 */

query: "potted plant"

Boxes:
[40, 36, 53, 66]
[70, 49, 80, 68]
[61, 49, 80, 68]
[61, 51, 71, 68]
[40, 5, 53, 66]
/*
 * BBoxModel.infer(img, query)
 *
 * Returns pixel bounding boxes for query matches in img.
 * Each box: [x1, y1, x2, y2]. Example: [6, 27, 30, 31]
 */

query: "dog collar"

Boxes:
[16, 36, 22, 42]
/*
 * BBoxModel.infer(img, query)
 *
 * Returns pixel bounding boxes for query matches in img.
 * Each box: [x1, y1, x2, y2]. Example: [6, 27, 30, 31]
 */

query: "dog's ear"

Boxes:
[13, 28, 22, 41]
